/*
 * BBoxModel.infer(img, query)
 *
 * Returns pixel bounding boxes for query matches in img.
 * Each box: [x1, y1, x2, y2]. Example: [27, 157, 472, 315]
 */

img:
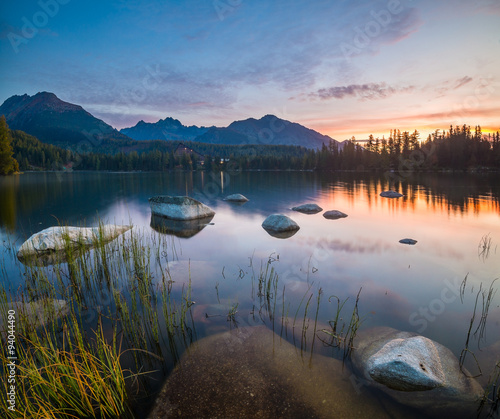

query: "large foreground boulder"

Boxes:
[291, 203, 323, 214]
[352, 327, 484, 418]
[262, 214, 300, 239]
[148, 326, 422, 419]
[149, 196, 215, 220]
[17, 225, 131, 265]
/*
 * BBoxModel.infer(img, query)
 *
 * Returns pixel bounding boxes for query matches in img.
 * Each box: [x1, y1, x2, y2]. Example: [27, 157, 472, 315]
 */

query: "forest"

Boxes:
[1, 118, 499, 175]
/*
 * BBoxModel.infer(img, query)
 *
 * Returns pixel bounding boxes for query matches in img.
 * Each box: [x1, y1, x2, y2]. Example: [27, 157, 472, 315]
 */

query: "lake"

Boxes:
[1, 170, 499, 418]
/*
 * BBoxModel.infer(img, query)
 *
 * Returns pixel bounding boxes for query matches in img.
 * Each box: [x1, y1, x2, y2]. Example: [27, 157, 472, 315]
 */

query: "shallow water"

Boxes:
[1, 171, 499, 417]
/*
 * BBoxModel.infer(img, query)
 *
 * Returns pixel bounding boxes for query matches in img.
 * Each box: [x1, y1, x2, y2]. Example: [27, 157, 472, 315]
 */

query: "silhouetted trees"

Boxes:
[0, 117, 19, 175]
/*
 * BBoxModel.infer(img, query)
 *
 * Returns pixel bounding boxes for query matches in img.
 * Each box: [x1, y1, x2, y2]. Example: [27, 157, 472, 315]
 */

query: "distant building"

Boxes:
[174, 143, 205, 165]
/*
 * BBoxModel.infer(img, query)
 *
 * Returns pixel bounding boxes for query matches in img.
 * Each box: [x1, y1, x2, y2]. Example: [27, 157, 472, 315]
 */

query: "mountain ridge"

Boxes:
[0, 92, 337, 150]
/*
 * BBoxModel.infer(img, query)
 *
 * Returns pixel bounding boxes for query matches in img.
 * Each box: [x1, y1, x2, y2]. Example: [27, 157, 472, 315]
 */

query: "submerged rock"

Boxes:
[352, 327, 484, 418]
[17, 225, 131, 266]
[323, 210, 348, 220]
[262, 214, 300, 239]
[223, 193, 249, 203]
[1, 299, 68, 331]
[149, 196, 215, 221]
[147, 326, 422, 419]
[291, 203, 323, 214]
[380, 190, 403, 198]
[399, 238, 417, 245]
[150, 213, 214, 238]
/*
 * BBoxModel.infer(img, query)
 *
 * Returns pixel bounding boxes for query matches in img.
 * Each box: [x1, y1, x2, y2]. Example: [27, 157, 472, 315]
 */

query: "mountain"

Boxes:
[194, 115, 336, 149]
[120, 118, 209, 141]
[0, 92, 132, 149]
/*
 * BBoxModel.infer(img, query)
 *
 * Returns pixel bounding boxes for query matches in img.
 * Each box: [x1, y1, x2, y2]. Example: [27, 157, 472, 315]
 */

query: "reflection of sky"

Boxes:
[1, 172, 499, 356]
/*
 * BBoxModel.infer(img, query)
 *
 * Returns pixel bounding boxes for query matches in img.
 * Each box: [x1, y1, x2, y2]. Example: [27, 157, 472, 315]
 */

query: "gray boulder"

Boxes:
[147, 326, 422, 419]
[352, 327, 484, 418]
[223, 193, 249, 203]
[292, 203, 323, 214]
[380, 190, 403, 198]
[17, 225, 132, 265]
[323, 210, 348, 220]
[262, 214, 300, 239]
[149, 196, 215, 220]
[399, 238, 417, 245]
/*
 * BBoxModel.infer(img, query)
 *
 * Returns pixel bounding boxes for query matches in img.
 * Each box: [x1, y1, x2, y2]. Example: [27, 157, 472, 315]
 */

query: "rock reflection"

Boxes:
[150, 213, 214, 238]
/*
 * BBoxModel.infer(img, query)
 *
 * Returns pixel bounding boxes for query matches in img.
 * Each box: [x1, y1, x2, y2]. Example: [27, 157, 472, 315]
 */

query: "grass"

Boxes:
[0, 221, 195, 417]
[317, 288, 363, 360]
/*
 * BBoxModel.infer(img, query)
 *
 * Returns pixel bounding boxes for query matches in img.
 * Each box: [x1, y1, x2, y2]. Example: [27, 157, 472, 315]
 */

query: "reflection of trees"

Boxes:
[0, 175, 18, 231]
[317, 172, 500, 215]
[4, 172, 500, 237]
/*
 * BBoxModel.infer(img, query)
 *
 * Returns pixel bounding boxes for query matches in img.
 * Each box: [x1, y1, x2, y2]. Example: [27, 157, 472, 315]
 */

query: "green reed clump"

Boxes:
[0, 308, 140, 418]
[318, 288, 363, 360]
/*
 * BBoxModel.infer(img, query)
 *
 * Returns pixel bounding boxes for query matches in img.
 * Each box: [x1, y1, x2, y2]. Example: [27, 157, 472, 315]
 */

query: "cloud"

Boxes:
[311, 83, 414, 100]
[453, 76, 473, 89]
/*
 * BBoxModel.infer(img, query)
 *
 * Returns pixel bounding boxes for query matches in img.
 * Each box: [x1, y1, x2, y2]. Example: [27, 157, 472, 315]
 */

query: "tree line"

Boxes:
[1, 117, 499, 175]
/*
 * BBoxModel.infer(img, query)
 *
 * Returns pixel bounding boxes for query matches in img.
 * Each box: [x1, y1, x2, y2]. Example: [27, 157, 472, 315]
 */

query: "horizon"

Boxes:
[1, 1, 499, 141]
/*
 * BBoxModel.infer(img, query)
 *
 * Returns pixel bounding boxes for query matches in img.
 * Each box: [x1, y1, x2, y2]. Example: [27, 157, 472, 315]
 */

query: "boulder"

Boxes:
[150, 214, 214, 238]
[323, 210, 348, 220]
[291, 203, 323, 214]
[223, 193, 249, 203]
[380, 191, 403, 198]
[149, 196, 215, 220]
[352, 327, 484, 418]
[17, 225, 132, 265]
[399, 238, 417, 245]
[147, 326, 422, 419]
[262, 214, 300, 239]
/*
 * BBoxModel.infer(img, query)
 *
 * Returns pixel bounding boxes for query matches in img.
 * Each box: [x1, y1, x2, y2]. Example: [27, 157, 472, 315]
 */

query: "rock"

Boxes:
[323, 210, 348, 220]
[352, 327, 484, 418]
[147, 326, 422, 419]
[262, 214, 300, 239]
[291, 203, 323, 214]
[380, 190, 403, 198]
[1, 299, 68, 332]
[399, 238, 417, 245]
[150, 214, 214, 238]
[223, 193, 249, 203]
[149, 196, 215, 221]
[17, 225, 132, 266]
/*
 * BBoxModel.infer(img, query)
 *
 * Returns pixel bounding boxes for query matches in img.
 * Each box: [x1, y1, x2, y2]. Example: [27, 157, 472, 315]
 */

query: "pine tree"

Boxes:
[0, 116, 19, 175]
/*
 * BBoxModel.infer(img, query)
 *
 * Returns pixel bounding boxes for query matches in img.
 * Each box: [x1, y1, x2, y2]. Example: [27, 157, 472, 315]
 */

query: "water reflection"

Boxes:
[150, 213, 214, 238]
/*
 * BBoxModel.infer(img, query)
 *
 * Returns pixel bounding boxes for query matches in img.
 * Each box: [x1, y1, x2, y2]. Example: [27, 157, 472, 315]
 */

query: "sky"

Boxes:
[0, 0, 499, 141]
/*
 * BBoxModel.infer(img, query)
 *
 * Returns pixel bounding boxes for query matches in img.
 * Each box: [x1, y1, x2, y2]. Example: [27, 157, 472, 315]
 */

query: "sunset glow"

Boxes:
[1, 0, 499, 139]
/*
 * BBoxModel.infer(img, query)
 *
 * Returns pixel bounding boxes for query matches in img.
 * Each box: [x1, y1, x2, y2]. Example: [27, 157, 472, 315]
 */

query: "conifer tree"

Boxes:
[0, 116, 19, 175]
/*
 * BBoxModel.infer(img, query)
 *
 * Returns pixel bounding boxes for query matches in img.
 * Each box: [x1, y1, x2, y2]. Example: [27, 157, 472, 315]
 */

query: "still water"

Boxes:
[1, 171, 499, 417]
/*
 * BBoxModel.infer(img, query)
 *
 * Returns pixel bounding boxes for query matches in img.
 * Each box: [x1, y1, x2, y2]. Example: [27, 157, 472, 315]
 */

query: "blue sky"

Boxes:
[1, 0, 499, 139]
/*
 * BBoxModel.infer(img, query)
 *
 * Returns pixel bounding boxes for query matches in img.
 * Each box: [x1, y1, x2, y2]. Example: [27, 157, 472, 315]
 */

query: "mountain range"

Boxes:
[0, 92, 338, 151]
[0, 92, 130, 150]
